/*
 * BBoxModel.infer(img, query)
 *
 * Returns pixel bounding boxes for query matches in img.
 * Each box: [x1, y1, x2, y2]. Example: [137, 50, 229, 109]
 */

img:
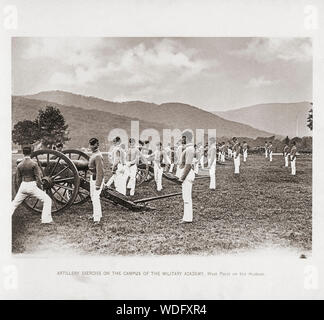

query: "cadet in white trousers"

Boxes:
[283, 144, 289, 167]
[290, 142, 297, 175]
[178, 131, 195, 223]
[148, 142, 170, 191]
[265, 141, 268, 158]
[88, 138, 105, 224]
[107, 137, 120, 187]
[232, 137, 241, 174]
[175, 142, 185, 178]
[125, 138, 147, 196]
[220, 142, 225, 162]
[208, 138, 217, 190]
[198, 144, 205, 169]
[242, 141, 248, 162]
[228, 142, 233, 158]
[268, 142, 273, 162]
[168, 147, 175, 173]
[12, 146, 53, 224]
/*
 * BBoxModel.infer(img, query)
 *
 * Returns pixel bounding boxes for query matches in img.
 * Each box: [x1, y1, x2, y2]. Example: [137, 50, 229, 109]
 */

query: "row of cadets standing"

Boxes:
[266, 140, 297, 175]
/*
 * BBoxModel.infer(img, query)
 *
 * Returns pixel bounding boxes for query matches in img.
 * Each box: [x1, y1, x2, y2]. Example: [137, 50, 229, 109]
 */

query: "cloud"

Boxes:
[23, 38, 212, 93]
[233, 38, 312, 63]
[246, 76, 279, 88]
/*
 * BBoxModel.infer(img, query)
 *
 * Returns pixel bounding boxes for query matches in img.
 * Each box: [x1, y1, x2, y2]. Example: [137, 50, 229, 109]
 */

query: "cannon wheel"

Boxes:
[136, 163, 152, 185]
[15, 149, 80, 215]
[62, 149, 91, 205]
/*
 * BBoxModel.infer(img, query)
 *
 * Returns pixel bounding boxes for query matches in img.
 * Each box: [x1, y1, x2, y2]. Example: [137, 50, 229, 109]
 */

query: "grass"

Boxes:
[11, 153, 312, 256]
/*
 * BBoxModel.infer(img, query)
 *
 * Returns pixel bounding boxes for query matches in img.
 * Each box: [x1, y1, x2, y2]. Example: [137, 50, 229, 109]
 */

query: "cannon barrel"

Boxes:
[17, 158, 89, 171]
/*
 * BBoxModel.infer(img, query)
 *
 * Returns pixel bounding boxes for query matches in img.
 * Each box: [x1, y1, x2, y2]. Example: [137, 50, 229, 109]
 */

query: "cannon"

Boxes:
[14, 149, 183, 215]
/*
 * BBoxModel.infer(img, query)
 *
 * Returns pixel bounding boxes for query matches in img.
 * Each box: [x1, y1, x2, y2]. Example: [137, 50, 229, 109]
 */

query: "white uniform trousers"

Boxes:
[234, 154, 240, 174]
[269, 151, 273, 162]
[115, 164, 127, 195]
[200, 156, 205, 169]
[221, 153, 225, 162]
[126, 164, 137, 196]
[169, 163, 174, 173]
[12, 181, 52, 223]
[182, 169, 195, 222]
[284, 154, 289, 167]
[291, 156, 296, 175]
[175, 165, 183, 178]
[265, 149, 268, 158]
[90, 177, 104, 222]
[228, 149, 232, 158]
[193, 158, 199, 174]
[154, 162, 164, 191]
[218, 152, 222, 161]
[243, 150, 247, 162]
[209, 160, 216, 189]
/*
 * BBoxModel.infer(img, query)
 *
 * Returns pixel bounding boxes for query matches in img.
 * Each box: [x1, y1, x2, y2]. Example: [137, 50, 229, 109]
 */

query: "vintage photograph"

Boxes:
[11, 37, 312, 257]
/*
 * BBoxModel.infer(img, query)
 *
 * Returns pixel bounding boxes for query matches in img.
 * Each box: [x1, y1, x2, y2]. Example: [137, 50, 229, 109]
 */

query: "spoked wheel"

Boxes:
[15, 149, 80, 215]
[136, 162, 151, 185]
[62, 149, 91, 205]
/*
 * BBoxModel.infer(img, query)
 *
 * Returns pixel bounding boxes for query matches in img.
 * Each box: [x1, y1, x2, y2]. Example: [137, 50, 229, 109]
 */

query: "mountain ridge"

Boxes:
[21, 90, 272, 138]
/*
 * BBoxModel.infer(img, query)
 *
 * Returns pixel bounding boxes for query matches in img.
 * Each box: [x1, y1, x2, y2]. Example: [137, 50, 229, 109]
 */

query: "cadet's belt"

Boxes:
[22, 177, 36, 182]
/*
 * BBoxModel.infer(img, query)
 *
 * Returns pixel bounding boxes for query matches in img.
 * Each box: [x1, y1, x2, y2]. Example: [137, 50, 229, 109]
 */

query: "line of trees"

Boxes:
[12, 106, 70, 149]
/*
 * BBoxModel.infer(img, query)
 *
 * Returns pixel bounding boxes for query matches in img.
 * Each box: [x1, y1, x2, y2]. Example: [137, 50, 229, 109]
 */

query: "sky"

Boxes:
[12, 37, 312, 111]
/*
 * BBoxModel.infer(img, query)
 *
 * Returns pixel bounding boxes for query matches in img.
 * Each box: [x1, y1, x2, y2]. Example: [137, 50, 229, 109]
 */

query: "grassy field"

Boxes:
[11, 153, 312, 256]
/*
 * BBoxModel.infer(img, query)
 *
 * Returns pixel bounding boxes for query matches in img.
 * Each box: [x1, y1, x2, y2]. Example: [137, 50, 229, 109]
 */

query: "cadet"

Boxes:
[283, 143, 289, 167]
[242, 141, 248, 162]
[221, 142, 226, 162]
[265, 141, 268, 158]
[227, 142, 233, 158]
[290, 141, 297, 175]
[175, 140, 185, 178]
[207, 137, 217, 190]
[56, 142, 64, 152]
[88, 138, 105, 224]
[232, 137, 241, 174]
[178, 131, 196, 223]
[106, 136, 126, 195]
[268, 142, 273, 162]
[198, 143, 205, 169]
[193, 144, 200, 174]
[168, 145, 175, 173]
[125, 138, 147, 196]
[12, 146, 53, 224]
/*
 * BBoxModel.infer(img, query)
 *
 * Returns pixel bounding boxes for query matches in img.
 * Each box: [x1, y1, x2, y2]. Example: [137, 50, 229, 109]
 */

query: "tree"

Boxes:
[12, 120, 40, 147]
[36, 106, 70, 149]
[284, 136, 290, 145]
[307, 103, 313, 131]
